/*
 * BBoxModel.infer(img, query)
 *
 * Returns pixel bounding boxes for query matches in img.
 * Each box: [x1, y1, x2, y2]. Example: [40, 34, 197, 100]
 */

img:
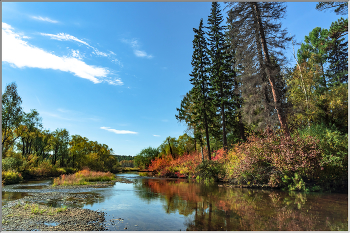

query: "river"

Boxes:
[2, 172, 348, 231]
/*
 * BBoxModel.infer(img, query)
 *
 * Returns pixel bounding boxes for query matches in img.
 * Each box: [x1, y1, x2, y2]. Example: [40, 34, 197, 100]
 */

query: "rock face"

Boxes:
[2, 196, 107, 231]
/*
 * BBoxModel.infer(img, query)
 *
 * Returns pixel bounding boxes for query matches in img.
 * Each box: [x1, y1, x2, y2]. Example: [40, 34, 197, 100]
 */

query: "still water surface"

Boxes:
[2, 172, 348, 231]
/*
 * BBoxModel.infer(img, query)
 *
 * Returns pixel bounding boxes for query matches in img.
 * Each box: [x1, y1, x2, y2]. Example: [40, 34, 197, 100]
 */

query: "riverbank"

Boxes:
[2, 196, 106, 231]
[1, 179, 129, 231]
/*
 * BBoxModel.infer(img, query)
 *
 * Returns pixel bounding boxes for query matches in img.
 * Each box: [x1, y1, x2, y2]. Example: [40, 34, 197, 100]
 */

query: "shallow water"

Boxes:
[2, 173, 348, 231]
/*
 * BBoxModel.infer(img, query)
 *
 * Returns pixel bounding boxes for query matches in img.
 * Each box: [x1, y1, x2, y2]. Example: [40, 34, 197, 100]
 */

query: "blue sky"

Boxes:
[2, 2, 344, 156]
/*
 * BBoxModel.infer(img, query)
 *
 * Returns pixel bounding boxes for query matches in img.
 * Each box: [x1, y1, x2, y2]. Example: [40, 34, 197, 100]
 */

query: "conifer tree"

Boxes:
[187, 19, 215, 160]
[316, 2, 348, 15]
[326, 18, 348, 85]
[226, 2, 292, 135]
[207, 2, 236, 150]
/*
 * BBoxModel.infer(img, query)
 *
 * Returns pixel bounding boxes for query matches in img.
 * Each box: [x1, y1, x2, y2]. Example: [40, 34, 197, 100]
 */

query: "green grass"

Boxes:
[31, 204, 40, 214]
[56, 205, 68, 213]
[53, 168, 116, 186]
[139, 172, 149, 177]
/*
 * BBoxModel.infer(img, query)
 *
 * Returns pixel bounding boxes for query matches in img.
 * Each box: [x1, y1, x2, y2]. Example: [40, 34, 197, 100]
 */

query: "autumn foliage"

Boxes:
[146, 130, 336, 190]
[53, 168, 115, 186]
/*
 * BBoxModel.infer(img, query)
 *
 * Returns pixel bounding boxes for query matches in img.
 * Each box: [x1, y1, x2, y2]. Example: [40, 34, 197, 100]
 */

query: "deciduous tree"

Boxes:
[2, 82, 23, 157]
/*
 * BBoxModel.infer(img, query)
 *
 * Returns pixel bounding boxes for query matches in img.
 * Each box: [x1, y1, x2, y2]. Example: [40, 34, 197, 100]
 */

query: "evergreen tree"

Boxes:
[226, 2, 292, 135]
[206, 2, 236, 150]
[188, 19, 215, 160]
[326, 18, 348, 85]
[316, 2, 348, 15]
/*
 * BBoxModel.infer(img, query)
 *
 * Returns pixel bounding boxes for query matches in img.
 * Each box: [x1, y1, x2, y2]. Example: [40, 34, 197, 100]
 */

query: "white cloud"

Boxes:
[41, 32, 91, 47]
[41, 112, 74, 121]
[134, 50, 153, 58]
[100, 127, 138, 135]
[153, 135, 160, 137]
[2, 23, 116, 84]
[42, 32, 109, 58]
[31, 16, 58, 23]
[122, 38, 153, 59]
[71, 49, 84, 60]
[105, 78, 123, 86]
[112, 58, 123, 67]
[93, 49, 108, 57]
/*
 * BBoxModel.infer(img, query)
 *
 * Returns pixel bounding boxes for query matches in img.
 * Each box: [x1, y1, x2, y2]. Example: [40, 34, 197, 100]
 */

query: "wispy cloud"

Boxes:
[71, 49, 84, 60]
[2, 23, 120, 85]
[41, 112, 74, 121]
[35, 96, 42, 106]
[121, 38, 153, 59]
[153, 135, 160, 137]
[100, 127, 138, 135]
[41, 32, 91, 47]
[105, 79, 123, 85]
[41, 32, 109, 58]
[31, 16, 58, 23]
[43, 109, 101, 122]
[112, 58, 123, 67]
[57, 108, 71, 113]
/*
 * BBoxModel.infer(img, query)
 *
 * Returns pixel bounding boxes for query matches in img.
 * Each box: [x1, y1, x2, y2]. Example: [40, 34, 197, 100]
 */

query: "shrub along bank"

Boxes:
[53, 168, 116, 186]
[146, 128, 348, 192]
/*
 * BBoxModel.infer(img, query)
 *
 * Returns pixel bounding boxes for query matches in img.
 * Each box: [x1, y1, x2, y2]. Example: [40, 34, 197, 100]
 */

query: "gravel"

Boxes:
[1, 183, 117, 231]
[2, 198, 107, 231]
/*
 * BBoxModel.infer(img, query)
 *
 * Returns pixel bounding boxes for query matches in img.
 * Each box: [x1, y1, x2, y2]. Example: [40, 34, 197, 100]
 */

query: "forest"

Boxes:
[2, 82, 121, 184]
[133, 2, 348, 192]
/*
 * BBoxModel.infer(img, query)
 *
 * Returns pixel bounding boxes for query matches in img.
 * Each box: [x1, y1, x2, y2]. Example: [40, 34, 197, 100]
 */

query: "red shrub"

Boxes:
[231, 130, 322, 186]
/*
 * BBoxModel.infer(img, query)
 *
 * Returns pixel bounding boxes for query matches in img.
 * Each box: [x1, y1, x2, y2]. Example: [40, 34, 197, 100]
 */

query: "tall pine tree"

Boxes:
[188, 19, 215, 160]
[226, 2, 292, 135]
[207, 2, 236, 151]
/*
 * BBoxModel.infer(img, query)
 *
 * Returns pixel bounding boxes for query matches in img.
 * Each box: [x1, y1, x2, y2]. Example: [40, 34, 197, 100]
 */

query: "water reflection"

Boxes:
[135, 178, 348, 231]
[2, 175, 348, 231]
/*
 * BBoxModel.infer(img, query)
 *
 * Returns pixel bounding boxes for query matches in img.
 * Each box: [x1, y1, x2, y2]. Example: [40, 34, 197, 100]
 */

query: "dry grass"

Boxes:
[53, 168, 115, 186]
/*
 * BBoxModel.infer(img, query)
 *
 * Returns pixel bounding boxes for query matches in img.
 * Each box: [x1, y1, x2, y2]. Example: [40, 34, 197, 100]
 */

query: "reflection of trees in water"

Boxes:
[2, 192, 29, 202]
[133, 179, 161, 204]
[134, 178, 348, 231]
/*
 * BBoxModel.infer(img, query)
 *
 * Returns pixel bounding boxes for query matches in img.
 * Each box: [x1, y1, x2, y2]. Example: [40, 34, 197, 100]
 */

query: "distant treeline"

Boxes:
[113, 155, 134, 162]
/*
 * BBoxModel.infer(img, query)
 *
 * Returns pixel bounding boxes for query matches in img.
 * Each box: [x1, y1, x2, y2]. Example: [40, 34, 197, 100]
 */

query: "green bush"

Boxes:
[282, 173, 307, 192]
[297, 123, 348, 182]
[196, 160, 225, 182]
[134, 147, 159, 169]
[2, 170, 23, 185]
[64, 167, 78, 174]
[2, 156, 23, 171]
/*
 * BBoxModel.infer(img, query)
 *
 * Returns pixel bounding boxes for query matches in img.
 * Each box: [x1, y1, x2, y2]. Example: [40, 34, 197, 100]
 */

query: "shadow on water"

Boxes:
[2, 173, 348, 231]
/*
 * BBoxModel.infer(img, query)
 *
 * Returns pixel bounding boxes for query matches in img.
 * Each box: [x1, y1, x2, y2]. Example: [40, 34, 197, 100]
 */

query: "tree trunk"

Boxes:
[201, 146, 204, 162]
[204, 119, 211, 160]
[251, 2, 290, 136]
[167, 138, 174, 158]
[238, 111, 246, 141]
[221, 92, 228, 151]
